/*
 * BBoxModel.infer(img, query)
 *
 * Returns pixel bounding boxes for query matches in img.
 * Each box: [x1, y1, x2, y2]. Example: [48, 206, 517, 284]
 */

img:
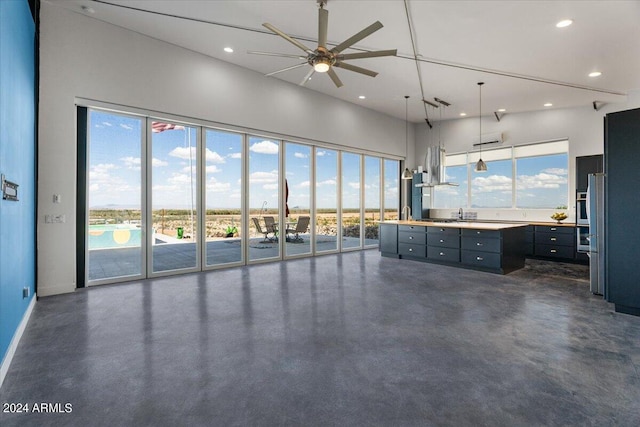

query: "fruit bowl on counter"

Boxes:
[551, 212, 568, 223]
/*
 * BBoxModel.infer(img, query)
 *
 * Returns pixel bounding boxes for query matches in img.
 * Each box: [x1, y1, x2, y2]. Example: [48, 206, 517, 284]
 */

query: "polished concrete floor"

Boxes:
[2, 251, 640, 426]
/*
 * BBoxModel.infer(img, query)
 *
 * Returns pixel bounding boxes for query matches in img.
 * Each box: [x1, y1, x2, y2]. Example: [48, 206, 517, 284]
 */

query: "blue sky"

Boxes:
[88, 110, 393, 211]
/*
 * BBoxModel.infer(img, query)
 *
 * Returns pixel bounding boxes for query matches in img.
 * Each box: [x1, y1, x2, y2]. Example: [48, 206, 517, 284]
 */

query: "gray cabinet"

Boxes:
[533, 225, 575, 260]
[398, 225, 427, 258]
[576, 155, 603, 192]
[379, 223, 398, 257]
[605, 107, 640, 316]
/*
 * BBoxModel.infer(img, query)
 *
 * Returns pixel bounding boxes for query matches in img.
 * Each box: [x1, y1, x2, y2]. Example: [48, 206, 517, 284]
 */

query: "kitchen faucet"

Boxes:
[458, 208, 463, 221]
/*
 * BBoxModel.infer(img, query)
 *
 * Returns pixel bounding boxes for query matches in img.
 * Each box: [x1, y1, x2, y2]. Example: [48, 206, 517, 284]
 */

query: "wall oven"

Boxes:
[576, 225, 590, 253]
[576, 192, 588, 225]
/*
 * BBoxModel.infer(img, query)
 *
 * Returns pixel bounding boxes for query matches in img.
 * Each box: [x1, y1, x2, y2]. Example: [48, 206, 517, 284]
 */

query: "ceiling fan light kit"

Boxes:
[255, 0, 397, 88]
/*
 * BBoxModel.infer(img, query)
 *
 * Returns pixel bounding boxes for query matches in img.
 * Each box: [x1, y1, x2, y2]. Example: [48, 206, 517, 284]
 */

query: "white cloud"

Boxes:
[294, 152, 308, 158]
[120, 124, 133, 130]
[317, 150, 327, 157]
[206, 149, 225, 164]
[102, 121, 112, 127]
[152, 158, 168, 167]
[250, 171, 278, 183]
[120, 157, 141, 169]
[250, 140, 279, 154]
[517, 172, 567, 190]
[541, 168, 567, 175]
[169, 146, 196, 160]
[206, 177, 231, 193]
[263, 183, 278, 190]
[472, 174, 513, 192]
[297, 180, 310, 188]
[206, 165, 222, 174]
[317, 179, 336, 186]
[228, 152, 242, 159]
[168, 173, 194, 185]
[348, 182, 360, 190]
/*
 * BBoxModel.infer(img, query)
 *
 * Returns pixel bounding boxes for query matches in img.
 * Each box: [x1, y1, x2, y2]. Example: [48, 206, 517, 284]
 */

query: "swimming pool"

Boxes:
[88, 224, 141, 249]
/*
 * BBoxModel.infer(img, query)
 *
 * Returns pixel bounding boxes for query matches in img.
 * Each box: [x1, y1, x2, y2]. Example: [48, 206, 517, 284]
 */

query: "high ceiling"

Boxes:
[48, 0, 640, 123]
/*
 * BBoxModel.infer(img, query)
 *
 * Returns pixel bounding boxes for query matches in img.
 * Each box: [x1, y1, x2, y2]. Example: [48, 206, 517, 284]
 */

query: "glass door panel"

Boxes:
[383, 159, 399, 220]
[364, 156, 381, 247]
[248, 136, 280, 261]
[284, 142, 311, 257]
[342, 152, 361, 250]
[204, 129, 243, 267]
[150, 121, 199, 273]
[315, 148, 338, 253]
[87, 110, 144, 283]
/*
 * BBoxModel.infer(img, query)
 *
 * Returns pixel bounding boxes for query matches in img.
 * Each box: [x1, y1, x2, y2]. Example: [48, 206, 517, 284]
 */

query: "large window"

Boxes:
[364, 156, 381, 246]
[433, 141, 568, 210]
[285, 142, 311, 257]
[315, 148, 338, 253]
[383, 159, 399, 220]
[342, 152, 362, 250]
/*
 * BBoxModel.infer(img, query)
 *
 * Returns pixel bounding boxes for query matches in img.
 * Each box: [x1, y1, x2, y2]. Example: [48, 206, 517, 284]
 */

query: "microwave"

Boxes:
[576, 192, 588, 225]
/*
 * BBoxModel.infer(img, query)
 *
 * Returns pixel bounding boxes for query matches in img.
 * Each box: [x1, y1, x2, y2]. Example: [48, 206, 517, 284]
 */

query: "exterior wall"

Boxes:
[38, 3, 409, 296]
[0, 0, 37, 379]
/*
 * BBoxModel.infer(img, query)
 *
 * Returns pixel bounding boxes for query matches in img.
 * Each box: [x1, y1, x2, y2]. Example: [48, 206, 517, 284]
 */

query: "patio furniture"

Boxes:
[286, 216, 310, 243]
[263, 216, 279, 242]
[252, 217, 276, 243]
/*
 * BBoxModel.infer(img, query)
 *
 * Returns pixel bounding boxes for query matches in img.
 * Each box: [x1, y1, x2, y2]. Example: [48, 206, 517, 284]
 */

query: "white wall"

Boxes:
[415, 91, 640, 222]
[38, 4, 410, 296]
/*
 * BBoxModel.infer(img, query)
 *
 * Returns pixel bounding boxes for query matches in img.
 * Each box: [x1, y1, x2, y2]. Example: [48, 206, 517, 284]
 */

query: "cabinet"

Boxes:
[524, 225, 534, 256]
[398, 225, 427, 258]
[427, 226, 461, 263]
[605, 108, 640, 316]
[533, 225, 575, 260]
[576, 155, 603, 192]
[379, 223, 398, 257]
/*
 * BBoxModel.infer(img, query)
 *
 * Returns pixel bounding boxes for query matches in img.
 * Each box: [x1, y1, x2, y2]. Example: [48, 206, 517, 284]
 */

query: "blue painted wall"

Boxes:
[0, 0, 36, 364]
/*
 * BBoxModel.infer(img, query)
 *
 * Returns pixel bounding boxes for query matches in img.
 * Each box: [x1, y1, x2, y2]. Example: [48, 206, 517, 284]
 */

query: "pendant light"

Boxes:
[402, 95, 413, 180]
[475, 82, 488, 172]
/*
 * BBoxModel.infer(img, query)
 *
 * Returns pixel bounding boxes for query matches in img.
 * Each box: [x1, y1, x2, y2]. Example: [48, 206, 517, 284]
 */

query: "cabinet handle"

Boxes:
[550, 227, 557, 231]
[439, 228, 445, 232]
[550, 249, 557, 253]
[550, 237, 557, 241]
[476, 242, 483, 246]
[439, 252, 445, 256]
[439, 239, 444, 243]
[409, 236, 414, 240]
[476, 231, 481, 234]
[409, 248, 413, 252]
[476, 256, 484, 261]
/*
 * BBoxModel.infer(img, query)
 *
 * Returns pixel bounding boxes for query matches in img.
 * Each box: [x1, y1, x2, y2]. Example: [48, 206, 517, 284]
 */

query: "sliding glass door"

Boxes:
[341, 152, 362, 250]
[315, 148, 338, 253]
[150, 121, 199, 274]
[285, 142, 312, 257]
[86, 110, 145, 283]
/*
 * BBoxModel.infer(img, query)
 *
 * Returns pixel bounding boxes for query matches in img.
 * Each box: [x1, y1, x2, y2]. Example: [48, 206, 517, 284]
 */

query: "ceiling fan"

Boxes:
[249, 0, 397, 88]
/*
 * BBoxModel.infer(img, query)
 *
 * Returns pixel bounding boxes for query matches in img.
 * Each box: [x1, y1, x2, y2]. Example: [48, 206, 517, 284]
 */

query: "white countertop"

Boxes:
[383, 220, 529, 230]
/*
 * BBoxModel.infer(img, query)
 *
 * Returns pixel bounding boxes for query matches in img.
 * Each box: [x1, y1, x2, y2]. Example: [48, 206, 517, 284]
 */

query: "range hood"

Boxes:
[415, 146, 459, 187]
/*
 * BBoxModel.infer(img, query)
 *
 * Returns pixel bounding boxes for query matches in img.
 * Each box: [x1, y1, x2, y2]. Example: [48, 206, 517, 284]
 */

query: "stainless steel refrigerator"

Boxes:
[587, 173, 606, 296]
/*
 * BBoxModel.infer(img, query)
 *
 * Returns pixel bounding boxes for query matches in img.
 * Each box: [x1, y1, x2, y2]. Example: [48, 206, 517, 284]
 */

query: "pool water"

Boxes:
[88, 225, 141, 249]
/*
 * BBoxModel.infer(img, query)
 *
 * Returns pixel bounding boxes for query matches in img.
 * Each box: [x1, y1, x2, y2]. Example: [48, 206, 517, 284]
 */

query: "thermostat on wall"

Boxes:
[1, 174, 19, 201]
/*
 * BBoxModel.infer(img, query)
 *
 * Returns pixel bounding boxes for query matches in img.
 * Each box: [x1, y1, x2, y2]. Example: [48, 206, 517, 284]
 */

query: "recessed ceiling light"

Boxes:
[459, 112, 467, 117]
[223, 47, 234, 53]
[556, 19, 573, 28]
[359, 95, 366, 99]
[589, 71, 602, 77]
[497, 108, 506, 112]
[544, 103, 553, 107]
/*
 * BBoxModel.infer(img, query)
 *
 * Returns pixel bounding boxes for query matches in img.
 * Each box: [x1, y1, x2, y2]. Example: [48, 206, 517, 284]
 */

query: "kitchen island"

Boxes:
[380, 220, 528, 274]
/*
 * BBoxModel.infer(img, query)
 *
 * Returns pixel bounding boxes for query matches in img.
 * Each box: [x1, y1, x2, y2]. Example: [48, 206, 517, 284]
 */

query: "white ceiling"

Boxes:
[48, 0, 640, 123]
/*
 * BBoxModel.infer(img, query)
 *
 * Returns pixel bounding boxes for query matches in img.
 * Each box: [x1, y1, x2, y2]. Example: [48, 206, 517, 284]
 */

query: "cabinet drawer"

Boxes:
[399, 225, 426, 233]
[398, 231, 426, 245]
[427, 246, 460, 263]
[461, 236, 502, 253]
[534, 244, 575, 259]
[461, 250, 502, 269]
[427, 235, 460, 249]
[399, 243, 426, 258]
[461, 229, 501, 239]
[535, 232, 574, 247]
[535, 225, 574, 234]
[427, 226, 460, 236]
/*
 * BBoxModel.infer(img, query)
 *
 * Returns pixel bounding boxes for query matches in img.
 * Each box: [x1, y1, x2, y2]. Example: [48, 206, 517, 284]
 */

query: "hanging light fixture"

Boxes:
[475, 82, 488, 172]
[401, 95, 412, 220]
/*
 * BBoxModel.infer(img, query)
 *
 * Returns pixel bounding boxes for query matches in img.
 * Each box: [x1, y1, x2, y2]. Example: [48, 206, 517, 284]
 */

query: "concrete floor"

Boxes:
[2, 251, 640, 426]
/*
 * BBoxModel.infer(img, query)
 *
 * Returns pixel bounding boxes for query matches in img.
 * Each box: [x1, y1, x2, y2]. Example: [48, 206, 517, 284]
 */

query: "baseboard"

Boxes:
[0, 294, 36, 389]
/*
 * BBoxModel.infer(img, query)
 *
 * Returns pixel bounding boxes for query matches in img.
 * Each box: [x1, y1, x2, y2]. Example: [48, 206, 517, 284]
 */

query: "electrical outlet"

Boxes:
[45, 214, 52, 223]
[23, 287, 30, 298]
[53, 214, 66, 223]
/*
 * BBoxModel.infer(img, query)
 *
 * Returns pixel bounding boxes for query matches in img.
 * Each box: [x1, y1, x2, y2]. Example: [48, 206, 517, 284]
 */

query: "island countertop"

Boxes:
[382, 220, 529, 231]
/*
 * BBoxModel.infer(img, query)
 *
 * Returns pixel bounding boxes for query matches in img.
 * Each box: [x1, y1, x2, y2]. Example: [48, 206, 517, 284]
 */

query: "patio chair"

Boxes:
[252, 217, 275, 243]
[286, 216, 310, 243]
[263, 216, 278, 242]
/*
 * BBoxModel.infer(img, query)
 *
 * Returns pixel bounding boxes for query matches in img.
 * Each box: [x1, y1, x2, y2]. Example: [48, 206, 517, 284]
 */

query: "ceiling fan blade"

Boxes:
[334, 62, 378, 77]
[337, 49, 397, 60]
[248, 51, 307, 60]
[265, 62, 308, 77]
[330, 21, 383, 54]
[318, 7, 328, 48]
[300, 68, 315, 86]
[327, 68, 343, 88]
[263, 23, 314, 54]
